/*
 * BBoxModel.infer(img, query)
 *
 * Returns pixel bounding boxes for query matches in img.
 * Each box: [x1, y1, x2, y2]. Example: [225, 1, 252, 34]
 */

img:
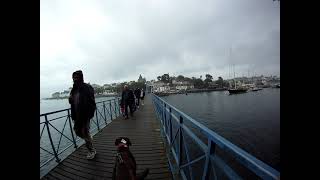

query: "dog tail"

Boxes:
[136, 168, 149, 180]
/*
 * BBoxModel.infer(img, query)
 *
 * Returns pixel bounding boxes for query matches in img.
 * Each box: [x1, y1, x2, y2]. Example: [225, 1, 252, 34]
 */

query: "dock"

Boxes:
[41, 93, 280, 180]
[41, 95, 172, 180]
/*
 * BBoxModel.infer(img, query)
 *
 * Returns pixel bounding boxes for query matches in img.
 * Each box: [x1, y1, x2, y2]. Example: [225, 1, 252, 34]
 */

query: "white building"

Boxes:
[152, 81, 170, 92]
[102, 91, 117, 95]
[172, 80, 194, 91]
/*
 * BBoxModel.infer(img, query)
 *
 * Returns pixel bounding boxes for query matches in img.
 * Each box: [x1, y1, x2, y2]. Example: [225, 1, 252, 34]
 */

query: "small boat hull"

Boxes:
[228, 89, 248, 94]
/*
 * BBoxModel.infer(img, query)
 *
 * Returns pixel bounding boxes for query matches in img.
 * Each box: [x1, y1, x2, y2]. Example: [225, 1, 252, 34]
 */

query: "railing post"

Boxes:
[114, 99, 117, 117]
[96, 107, 100, 131]
[118, 98, 121, 116]
[162, 102, 166, 129]
[202, 139, 216, 180]
[162, 101, 165, 124]
[67, 110, 77, 148]
[45, 115, 60, 163]
[103, 102, 107, 124]
[160, 101, 162, 122]
[155, 99, 159, 119]
[164, 104, 167, 134]
[178, 116, 183, 167]
[169, 107, 173, 145]
[158, 100, 161, 120]
[109, 101, 113, 120]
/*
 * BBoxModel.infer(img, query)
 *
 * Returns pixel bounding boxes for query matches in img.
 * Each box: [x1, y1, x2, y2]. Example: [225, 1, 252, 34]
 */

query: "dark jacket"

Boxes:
[69, 83, 96, 122]
[134, 89, 141, 99]
[121, 89, 135, 105]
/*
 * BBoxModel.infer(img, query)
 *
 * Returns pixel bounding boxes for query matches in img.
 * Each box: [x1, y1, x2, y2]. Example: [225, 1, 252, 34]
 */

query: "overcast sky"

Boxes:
[40, 0, 280, 98]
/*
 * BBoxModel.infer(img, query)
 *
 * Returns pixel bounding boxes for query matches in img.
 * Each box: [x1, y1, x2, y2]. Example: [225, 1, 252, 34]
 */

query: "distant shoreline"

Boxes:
[154, 88, 228, 97]
[42, 94, 119, 100]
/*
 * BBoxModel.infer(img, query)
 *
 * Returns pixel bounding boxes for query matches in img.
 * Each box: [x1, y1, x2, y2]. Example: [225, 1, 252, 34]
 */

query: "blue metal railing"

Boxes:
[151, 94, 280, 180]
[40, 97, 121, 172]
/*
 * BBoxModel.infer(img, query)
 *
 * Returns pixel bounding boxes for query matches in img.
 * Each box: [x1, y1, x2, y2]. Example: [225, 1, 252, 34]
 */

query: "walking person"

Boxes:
[134, 88, 141, 109]
[140, 89, 145, 106]
[69, 70, 97, 159]
[121, 85, 135, 119]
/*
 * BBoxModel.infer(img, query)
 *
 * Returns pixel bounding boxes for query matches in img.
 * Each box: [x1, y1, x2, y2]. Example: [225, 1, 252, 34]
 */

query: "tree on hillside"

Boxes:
[52, 92, 60, 98]
[176, 75, 184, 82]
[205, 74, 213, 82]
[190, 77, 197, 86]
[184, 77, 192, 82]
[98, 87, 105, 94]
[193, 79, 204, 89]
[223, 80, 230, 88]
[169, 76, 175, 84]
[161, 74, 170, 83]
[204, 74, 213, 88]
[130, 82, 145, 90]
[216, 76, 224, 88]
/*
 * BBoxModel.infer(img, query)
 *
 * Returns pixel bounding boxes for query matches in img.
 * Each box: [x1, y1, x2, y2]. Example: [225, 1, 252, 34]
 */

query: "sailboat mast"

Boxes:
[230, 47, 236, 89]
[234, 64, 236, 89]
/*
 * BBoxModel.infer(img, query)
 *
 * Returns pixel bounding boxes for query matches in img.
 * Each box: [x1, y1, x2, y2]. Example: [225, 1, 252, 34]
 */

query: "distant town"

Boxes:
[44, 74, 280, 100]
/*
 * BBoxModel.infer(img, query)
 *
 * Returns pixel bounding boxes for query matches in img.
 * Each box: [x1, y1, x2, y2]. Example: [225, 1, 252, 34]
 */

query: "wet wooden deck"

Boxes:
[41, 95, 172, 180]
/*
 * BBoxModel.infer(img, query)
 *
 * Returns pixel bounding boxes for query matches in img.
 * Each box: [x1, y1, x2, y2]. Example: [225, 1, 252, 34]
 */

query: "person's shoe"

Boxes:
[86, 149, 96, 159]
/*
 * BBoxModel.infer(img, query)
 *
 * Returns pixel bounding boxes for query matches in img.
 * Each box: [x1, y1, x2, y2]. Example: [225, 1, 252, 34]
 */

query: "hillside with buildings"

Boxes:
[46, 74, 279, 99]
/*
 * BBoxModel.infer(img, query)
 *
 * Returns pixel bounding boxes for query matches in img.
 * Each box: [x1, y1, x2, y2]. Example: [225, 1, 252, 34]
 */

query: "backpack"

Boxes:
[86, 83, 96, 119]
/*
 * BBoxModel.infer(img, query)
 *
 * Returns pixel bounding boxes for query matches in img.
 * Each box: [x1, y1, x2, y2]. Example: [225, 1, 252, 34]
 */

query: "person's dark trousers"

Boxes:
[129, 103, 134, 116]
[124, 102, 129, 118]
[124, 102, 134, 118]
[136, 98, 140, 107]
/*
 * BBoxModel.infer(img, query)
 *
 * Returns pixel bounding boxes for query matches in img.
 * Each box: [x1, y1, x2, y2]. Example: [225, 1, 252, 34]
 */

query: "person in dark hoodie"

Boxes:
[140, 89, 145, 106]
[121, 85, 135, 119]
[134, 88, 141, 109]
[69, 70, 97, 159]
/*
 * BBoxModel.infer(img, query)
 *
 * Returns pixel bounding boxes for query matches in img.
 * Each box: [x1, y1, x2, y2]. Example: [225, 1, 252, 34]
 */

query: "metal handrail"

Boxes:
[151, 94, 280, 180]
[40, 97, 121, 171]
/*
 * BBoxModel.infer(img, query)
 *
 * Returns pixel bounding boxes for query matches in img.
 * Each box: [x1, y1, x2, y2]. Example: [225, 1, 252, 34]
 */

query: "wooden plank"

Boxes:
[63, 159, 113, 174]
[67, 153, 169, 170]
[75, 149, 169, 161]
[42, 173, 60, 180]
[50, 169, 76, 180]
[60, 161, 112, 179]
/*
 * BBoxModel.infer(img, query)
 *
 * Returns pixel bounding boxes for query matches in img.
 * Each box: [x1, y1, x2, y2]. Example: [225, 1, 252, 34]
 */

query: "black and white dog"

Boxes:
[112, 137, 149, 180]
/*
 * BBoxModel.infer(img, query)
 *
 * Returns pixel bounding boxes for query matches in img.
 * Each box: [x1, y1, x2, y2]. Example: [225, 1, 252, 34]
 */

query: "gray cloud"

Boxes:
[40, 0, 280, 98]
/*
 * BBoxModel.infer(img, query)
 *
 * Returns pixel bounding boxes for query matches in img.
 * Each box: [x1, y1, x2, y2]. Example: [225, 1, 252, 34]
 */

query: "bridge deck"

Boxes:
[41, 95, 172, 180]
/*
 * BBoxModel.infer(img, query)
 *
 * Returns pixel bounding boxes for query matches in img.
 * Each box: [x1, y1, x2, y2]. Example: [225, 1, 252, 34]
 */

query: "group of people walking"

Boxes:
[66, 70, 149, 179]
[120, 85, 145, 119]
[68, 70, 146, 159]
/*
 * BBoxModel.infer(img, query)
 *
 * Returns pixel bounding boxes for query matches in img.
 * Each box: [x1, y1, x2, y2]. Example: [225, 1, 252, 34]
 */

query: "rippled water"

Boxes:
[162, 88, 280, 172]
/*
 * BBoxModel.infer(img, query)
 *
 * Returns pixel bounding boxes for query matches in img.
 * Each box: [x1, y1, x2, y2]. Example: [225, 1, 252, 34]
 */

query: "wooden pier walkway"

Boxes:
[41, 95, 172, 180]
